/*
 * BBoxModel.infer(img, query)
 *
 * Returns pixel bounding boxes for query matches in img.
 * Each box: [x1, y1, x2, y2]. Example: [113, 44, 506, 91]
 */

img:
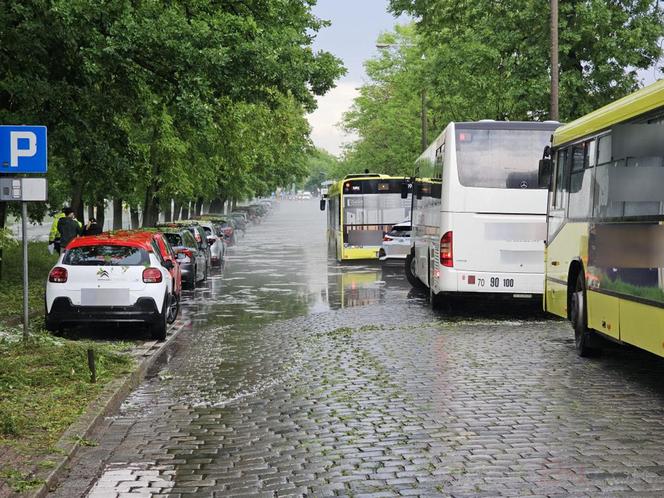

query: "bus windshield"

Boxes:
[456, 127, 552, 189]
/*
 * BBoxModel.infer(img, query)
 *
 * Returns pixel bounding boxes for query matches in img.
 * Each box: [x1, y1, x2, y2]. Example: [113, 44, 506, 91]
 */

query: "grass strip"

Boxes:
[0, 241, 58, 320]
[0, 327, 134, 492]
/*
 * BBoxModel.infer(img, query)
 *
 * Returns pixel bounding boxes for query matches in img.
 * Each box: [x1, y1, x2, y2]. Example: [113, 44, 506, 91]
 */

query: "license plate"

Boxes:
[470, 276, 516, 289]
[81, 288, 130, 306]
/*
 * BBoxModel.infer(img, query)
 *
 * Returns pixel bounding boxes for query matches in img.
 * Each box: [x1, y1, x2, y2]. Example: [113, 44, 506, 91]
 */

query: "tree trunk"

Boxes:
[112, 198, 123, 230]
[232, 198, 238, 210]
[71, 183, 84, 222]
[209, 197, 226, 214]
[173, 201, 182, 221]
[87, 204, 94, 223]
[181, 202, 190, 220]
[95, 201, 105, 230]
[163, 199, 172, 223]
[130, 207, 140, 229]
[193, 197, 203, 217]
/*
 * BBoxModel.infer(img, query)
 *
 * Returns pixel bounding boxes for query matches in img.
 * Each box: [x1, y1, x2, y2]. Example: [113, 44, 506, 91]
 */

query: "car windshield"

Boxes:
[63, 245, 149, 266]
[203, 227, 212, 235]
[164, 233, 182, 247]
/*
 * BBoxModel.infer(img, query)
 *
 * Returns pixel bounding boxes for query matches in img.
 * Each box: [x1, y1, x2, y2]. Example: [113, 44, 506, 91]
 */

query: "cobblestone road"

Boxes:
[50, 201, 664, 497]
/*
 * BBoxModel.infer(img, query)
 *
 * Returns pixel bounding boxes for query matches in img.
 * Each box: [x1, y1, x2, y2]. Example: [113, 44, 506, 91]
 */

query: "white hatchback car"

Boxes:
[378, 221, 412, 262]
[45, 232, 175, 340]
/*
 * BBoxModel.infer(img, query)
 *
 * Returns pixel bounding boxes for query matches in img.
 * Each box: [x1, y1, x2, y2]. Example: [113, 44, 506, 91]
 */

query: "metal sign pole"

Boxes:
[22, 201, 29, 340]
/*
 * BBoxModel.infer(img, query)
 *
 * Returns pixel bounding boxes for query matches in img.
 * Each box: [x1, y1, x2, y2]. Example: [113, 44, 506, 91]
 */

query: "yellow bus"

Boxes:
[321, 174, 411, 261]
[540, 79, 664, 357]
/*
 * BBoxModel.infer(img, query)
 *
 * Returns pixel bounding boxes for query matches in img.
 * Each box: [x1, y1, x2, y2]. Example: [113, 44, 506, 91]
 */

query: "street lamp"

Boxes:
[375, 43, 429, 152]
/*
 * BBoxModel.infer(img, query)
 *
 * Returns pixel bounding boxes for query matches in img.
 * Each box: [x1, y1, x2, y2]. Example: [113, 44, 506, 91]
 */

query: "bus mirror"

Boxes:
[415, 184, 423, 200]
[400, 181, 409, 199]
[538, 158, 553, 189]
[319, 199, 326, 211]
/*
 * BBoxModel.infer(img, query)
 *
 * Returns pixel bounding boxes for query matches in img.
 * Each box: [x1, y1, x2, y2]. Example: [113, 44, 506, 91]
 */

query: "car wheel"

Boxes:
[405, 252, 426, 290]
[570, 272, 597, 357]
[166, 293, 180, 325]
[151, 295, 168, 341]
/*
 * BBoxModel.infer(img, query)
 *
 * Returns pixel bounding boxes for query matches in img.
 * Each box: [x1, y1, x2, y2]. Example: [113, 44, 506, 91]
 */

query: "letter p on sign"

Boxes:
[0, 125, 47, 173]
[10, 131, 37, 167]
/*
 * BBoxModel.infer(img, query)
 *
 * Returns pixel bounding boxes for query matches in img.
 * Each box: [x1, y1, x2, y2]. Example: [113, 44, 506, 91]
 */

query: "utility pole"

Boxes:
[550, 0, 559, 121]
[421, 88, 428, 152]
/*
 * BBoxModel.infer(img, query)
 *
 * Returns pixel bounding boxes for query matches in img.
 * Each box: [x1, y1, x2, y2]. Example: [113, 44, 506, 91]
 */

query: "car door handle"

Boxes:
[551, 261, 560, 266]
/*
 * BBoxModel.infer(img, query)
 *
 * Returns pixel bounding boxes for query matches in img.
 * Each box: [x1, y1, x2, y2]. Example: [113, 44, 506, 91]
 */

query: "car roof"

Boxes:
[67, 231, 157, 251]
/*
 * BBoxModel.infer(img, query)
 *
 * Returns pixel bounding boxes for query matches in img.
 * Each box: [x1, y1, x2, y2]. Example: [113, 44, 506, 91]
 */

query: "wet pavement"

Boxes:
[49, 200, 664, 497]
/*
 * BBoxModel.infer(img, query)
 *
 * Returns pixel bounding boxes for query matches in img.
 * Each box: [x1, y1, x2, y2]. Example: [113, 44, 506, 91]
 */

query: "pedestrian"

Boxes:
[56, 207, 82, 254]
[83, 217, 103, 236]
[48, 208, 66, 254]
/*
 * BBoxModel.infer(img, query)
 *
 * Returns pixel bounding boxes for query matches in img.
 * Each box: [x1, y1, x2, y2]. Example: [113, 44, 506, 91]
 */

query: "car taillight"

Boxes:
[440, 231, 453, 267]
[48, 267, 68, 283]
[142, 268, 163, 283]
[383, 235, 393, 242]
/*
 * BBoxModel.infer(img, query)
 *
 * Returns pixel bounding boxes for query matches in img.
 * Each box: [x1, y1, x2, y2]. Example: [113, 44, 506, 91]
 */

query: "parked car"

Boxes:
[158, 222, 211, 280]
[378, 221, 412, 263]
[229, 212, 248, 233]
[160, 227, 208, 289]
[114, 230, 182, 323]
[197, 221, 226, 266]
[197, 215, 237, 246]
[45, 232, 177, 340]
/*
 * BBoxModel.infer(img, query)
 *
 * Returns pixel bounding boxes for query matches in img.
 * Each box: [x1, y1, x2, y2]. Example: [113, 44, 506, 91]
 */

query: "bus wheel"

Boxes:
[571, 272, 596, 357]
[405, 252, 425, 290]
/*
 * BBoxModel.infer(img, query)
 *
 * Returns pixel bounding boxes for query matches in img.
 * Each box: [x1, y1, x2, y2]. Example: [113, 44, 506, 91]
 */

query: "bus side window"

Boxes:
[569, 140, 595, 218]
[553, 148, 569, 210]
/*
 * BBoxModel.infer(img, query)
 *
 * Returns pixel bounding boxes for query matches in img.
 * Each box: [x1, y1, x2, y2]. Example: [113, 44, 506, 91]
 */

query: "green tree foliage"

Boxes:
[303, 148, 341, 191]
[0, 0, 345, 227]
[390, 0, 664, 121]
[345, 2, 663, 175]
[342, 25, 424, 175]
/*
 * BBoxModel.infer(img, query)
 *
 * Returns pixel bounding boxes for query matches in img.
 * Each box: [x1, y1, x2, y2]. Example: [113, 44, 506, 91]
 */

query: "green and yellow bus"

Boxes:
[541, 79, 664, 357]
[322, 174, 410, 261]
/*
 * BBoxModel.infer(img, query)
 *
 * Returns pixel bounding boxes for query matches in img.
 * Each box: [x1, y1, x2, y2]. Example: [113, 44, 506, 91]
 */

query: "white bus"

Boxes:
[405, 120, 560, 306]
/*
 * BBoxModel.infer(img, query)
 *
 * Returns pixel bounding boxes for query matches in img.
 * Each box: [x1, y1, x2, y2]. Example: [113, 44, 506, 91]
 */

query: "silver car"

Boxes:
[378, 221, 411, 262]
[198, 222, 226, 267]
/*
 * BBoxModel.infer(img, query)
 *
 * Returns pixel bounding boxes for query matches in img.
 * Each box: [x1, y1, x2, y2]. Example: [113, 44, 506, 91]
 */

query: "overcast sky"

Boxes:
[308, 0, 406, 156]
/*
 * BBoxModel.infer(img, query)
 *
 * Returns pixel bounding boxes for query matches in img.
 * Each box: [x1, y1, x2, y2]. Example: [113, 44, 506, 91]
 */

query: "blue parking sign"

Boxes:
[0, 126, 48, 174]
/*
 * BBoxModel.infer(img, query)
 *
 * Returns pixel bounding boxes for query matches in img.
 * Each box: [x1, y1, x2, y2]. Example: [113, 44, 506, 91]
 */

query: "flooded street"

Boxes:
[51, 200, 664, 497]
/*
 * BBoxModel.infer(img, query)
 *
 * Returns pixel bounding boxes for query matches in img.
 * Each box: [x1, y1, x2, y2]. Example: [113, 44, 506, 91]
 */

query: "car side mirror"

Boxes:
[538, 158, 553, 189]
[162, 260, 174, 270]
[207, 236, 216, 245]
[319, 199, 326, 211]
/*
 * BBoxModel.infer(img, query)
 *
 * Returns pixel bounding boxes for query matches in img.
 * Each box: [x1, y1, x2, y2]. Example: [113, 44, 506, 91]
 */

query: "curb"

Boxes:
[26, 320, 188, 498]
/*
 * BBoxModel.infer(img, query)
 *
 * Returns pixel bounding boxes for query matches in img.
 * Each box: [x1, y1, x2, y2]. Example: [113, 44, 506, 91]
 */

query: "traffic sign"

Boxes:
[0, 125, 47, 174]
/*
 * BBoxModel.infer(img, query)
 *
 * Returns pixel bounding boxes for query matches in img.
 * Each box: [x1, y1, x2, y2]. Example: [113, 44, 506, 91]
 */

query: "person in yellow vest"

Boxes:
[48, 207, 82, 254]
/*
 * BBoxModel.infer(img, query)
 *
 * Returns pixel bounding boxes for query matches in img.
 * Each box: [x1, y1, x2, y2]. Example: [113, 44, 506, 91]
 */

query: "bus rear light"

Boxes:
[142, 268, 163, 283]
[49, 267, 68, 283]
[440, 231, 453, 267]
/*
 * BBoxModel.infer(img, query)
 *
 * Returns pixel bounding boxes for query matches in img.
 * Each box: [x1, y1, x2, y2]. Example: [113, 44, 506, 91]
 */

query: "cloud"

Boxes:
[307, 81, 360, 157]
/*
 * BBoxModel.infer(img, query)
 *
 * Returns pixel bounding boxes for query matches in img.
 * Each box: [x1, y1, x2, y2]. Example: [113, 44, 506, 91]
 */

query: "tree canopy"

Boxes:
[0, 0, 345, 226]
[343, 1, 664, 175]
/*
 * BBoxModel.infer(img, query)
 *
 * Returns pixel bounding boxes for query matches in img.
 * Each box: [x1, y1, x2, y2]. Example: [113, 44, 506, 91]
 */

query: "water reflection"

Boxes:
[325, 261, 412, 310]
